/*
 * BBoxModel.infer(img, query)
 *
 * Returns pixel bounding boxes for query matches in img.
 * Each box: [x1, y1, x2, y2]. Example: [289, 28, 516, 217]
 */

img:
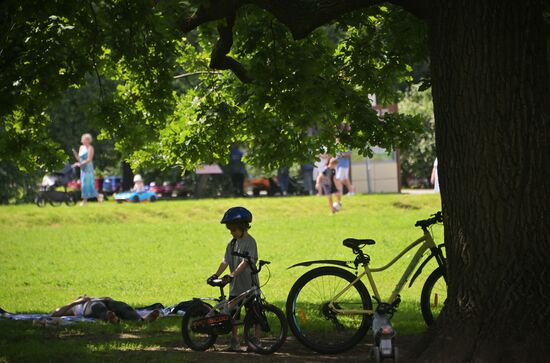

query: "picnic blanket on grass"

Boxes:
[0, 300, 194, 326]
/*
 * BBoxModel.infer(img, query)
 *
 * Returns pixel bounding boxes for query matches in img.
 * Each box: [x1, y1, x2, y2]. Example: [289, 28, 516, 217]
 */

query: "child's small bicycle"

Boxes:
[181, 252, 288, 354]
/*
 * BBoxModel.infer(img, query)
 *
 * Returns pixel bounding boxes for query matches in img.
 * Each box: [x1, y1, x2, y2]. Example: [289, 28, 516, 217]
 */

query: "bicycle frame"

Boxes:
[226, 286, 261, 315]
[328, 230, 443, 316]
[206, 255, 270, 320]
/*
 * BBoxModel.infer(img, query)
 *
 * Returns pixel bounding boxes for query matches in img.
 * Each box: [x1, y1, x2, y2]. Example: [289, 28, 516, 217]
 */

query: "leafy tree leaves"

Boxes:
[1, 1, 428, 173]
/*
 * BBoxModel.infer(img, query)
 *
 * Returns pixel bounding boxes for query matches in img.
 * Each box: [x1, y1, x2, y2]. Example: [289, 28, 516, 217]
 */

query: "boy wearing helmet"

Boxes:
[207, 206, 259, 352]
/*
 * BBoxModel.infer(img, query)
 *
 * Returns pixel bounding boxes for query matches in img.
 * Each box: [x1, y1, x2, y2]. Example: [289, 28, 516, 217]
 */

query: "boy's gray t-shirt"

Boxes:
[223, 234, 259, 296]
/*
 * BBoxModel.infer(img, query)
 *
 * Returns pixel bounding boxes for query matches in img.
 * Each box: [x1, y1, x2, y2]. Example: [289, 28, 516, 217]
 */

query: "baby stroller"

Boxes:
[35, 164, 78, 207]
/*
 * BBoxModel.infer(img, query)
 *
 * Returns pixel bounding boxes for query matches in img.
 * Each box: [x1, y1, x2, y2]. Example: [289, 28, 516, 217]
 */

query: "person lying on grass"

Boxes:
[51, 295, 160, 324]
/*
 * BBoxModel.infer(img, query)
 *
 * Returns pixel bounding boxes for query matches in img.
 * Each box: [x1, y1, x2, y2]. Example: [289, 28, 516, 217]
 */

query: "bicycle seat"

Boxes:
[343, 238, 375, 250]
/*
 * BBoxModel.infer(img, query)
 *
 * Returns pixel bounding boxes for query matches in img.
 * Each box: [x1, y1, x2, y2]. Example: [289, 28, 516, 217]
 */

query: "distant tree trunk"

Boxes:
[194, 174, 209, 198]
[121, 161, 133, 191]
[423, 0, 550, 361]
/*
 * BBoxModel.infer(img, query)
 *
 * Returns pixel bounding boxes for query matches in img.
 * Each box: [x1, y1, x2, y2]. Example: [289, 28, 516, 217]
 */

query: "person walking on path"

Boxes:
[227, 144, 247, 196]
[430, 158, 439, 193]
[277, 166, 290, 196]
[301, 163, 315, 195]
[72, 133, 97, 206]
[336, 148, 355, 196]
[320, 158, 342, 213]
[314, 153, 330, 195]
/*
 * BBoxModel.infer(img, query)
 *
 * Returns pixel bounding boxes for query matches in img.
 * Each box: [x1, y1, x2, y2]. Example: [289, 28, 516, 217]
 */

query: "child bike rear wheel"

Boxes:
[243, 303, 287, 354]
[181, 302, 217, 351]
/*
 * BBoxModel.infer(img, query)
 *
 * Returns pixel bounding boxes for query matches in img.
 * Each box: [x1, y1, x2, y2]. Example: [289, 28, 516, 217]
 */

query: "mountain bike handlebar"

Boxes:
[414, 211, 443, 229]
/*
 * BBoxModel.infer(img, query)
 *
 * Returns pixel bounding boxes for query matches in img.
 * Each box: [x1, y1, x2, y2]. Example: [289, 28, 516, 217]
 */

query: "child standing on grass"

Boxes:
[320, 157, 342, 213]
[207, 206, 259, 352]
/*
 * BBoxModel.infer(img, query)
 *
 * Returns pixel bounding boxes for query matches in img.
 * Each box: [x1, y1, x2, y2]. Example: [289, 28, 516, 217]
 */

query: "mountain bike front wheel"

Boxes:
[244, 303, 288, 354]
[181, 302, 217, 351]
[286, 266, 373, 354]
[420, 267, 447, 325]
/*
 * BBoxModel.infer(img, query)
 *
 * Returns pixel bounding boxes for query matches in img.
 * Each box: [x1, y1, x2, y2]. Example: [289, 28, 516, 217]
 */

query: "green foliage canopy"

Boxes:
[1, 1, 428, 172]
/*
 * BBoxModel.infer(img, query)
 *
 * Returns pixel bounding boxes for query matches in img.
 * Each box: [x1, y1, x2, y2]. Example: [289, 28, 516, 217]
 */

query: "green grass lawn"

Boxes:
[0, 194, 442, 361]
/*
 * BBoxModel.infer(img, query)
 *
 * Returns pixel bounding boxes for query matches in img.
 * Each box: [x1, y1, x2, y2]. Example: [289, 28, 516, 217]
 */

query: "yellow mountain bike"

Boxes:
[285, 212, 446, 354]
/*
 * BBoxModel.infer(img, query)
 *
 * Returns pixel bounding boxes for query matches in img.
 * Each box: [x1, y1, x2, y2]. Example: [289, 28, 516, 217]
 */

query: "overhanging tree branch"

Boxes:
[173, 71, 223, 79]
[254, 0, 381, 39]
[209, 13, 252, 83]
[180, 0, 243, 33]
[180, 0, 250, 82]
[179, 0, 427, 82]
[254, 0, 427, 38]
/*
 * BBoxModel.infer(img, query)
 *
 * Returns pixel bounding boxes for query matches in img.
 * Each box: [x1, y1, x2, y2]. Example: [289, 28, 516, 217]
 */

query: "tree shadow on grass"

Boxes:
[1, 303, 427, 362]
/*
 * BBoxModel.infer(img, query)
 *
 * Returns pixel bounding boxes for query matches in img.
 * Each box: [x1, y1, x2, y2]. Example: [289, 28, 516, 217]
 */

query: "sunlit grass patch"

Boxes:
[0, 194, 442, 361]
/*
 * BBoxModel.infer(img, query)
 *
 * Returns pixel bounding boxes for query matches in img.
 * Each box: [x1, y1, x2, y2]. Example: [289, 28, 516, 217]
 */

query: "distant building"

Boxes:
[352, 146, 400, 194]
[351, 97, 400, 193]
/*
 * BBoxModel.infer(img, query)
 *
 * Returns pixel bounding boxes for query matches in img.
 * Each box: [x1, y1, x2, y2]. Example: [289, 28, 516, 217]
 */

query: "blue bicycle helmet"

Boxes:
[220, 207, 253, 224]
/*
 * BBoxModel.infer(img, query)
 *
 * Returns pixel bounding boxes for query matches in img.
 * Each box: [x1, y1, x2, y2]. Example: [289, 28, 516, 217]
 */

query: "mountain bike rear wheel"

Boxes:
[181, 302, 217, 351]
[244, 302, 287, 354]
[286, 266, 372, 353]
[420, 267, 447, 325]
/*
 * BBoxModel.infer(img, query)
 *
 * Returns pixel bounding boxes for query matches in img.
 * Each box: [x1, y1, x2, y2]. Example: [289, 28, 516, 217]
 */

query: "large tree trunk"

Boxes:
[424, 0, 550, 361]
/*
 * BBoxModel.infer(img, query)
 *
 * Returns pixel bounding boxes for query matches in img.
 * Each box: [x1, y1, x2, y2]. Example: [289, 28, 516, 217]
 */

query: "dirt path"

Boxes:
[154, 335, 421, 362]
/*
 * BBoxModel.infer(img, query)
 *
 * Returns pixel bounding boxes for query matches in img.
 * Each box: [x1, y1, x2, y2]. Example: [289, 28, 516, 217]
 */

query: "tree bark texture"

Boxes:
[427, 0, 550, 361]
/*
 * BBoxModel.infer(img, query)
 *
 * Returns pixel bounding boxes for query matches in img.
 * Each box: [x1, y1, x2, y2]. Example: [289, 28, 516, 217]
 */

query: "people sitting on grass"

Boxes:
[51, 295, 160, 324]
[132, 174, 145, 192]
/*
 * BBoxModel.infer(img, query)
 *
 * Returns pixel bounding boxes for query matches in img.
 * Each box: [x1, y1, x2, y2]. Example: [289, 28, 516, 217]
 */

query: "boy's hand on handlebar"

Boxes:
[221, 274, 233, 285]
[206, 274, 218, 285]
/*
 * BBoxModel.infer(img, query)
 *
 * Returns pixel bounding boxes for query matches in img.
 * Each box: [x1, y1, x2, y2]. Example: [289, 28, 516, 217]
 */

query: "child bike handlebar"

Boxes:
[231, 251, 270, 274]
[206, 252, 271, 287]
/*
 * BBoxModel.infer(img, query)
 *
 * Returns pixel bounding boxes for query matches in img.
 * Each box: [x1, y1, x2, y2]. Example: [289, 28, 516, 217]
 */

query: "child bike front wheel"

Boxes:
[243, 303, 288, 354]
[181, 302, 217, 351]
